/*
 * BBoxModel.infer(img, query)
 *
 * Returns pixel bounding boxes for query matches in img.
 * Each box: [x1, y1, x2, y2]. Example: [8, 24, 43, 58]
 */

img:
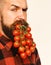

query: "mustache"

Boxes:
[11, 19, 29, 30]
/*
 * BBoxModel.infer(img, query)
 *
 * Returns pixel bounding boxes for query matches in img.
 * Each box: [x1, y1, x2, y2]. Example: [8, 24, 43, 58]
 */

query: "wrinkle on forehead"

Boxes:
[6, 0, 27, 8]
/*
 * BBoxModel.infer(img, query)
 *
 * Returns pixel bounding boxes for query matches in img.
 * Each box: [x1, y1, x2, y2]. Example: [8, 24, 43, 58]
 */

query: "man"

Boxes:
[0, 0, 41, 65]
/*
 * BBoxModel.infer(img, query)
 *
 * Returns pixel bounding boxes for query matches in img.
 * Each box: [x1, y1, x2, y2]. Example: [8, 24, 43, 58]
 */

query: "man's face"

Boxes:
[1, 0, 28, 40]
[1, 0, 27, 27]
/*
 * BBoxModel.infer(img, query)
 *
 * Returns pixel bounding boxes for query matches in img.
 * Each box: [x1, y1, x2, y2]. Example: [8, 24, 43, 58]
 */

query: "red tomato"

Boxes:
[14, 36, 20, 41]
[27, 27, 31, 32]
[33, 43, 36, 47]
[20, 52, 27, 59]
[25, 33, 32, 39]
[18, 46, 25, 53]
[16, 24, 20, 30]
[14, 41, 20, 48]
[26, 39, 32, 46]
[30, 46, 35, 53]
[25, 46, 29, 49]
[13, 30, 20, 36]
[26, 49, 31, 56]
[21, 40, 26, 46]
[31, 38, 33, 41]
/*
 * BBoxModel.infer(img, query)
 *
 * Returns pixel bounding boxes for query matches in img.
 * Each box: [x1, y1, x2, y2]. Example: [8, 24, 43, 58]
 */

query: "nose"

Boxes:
[16, 10, 26, 20]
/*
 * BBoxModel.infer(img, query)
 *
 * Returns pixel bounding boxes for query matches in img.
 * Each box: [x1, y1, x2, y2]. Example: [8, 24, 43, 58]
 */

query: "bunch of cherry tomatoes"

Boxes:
[12, 24, 36, 59]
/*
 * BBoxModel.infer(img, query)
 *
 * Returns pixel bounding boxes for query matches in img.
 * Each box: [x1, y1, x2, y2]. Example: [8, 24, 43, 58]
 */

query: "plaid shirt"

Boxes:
[0, 33, 41, 65]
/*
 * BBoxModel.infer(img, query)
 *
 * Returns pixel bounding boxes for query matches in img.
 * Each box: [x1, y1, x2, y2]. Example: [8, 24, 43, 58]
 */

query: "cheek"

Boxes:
[23, 12, 27, 21]
[24, 13, 27, 21]
[2, 11, 16, 27]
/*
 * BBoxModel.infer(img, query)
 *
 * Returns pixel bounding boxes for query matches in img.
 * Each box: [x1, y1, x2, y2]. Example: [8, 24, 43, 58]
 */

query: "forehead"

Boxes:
[5, 0, 27, 8]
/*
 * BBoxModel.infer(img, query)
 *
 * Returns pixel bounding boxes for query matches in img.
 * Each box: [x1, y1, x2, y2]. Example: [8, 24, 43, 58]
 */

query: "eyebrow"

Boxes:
[11, 4, 19, 8]
[11, 4, 28, 11]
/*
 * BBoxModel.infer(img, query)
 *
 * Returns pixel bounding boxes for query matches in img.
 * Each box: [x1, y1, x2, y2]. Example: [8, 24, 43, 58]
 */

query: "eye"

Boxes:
[10, 7, 17, 12]
[22, 8, 28, 12]
[10, 6, 19, 12]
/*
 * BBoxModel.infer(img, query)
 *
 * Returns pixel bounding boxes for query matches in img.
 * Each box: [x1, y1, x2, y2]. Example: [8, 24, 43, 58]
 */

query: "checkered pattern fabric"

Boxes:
[0, 34, 41, 65]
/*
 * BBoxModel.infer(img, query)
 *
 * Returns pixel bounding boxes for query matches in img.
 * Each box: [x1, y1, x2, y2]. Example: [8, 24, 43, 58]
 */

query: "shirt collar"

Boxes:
[0, 33, 13, 51]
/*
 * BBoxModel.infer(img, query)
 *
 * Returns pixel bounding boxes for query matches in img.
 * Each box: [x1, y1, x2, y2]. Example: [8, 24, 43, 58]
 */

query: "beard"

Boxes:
[1, 17, 28, 41]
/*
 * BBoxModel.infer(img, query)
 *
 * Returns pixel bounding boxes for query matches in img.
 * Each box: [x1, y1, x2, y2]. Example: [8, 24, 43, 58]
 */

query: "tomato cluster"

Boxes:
[12, 24, 36, 59]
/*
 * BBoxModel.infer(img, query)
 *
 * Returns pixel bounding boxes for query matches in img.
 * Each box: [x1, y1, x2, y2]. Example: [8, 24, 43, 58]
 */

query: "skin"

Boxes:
[0, 0, 28, 39]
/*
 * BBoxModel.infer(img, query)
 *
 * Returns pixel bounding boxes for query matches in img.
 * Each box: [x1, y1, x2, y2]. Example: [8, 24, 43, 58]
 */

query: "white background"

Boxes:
[27, 0, 51, 65]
